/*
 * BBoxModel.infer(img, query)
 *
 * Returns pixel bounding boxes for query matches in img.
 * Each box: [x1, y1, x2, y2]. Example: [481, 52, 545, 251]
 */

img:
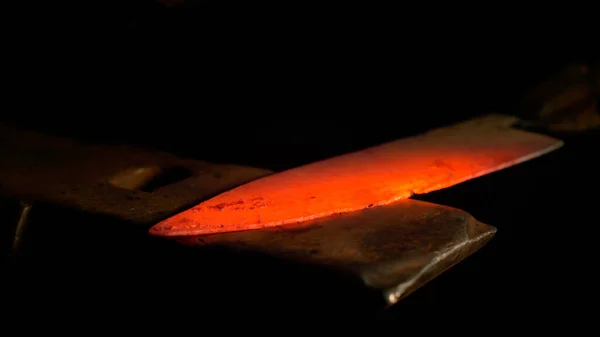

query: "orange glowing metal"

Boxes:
[149, 115, 563, 237]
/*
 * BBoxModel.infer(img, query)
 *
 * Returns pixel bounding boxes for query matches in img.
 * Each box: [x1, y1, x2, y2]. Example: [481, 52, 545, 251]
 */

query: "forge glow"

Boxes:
[149, 115, 563, 237]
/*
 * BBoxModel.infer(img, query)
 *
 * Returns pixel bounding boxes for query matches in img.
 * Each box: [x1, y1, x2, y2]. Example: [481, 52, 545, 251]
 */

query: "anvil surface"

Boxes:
[1, 119, 555, 307]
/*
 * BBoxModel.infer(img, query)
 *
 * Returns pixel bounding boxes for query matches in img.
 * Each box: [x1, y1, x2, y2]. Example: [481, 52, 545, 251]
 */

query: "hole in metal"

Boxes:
[109, 166, 193, 192]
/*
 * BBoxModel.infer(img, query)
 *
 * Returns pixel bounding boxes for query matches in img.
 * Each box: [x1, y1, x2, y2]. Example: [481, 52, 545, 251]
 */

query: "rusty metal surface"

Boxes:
[0, 124, 273, 225]
[175, 199, 496, 304]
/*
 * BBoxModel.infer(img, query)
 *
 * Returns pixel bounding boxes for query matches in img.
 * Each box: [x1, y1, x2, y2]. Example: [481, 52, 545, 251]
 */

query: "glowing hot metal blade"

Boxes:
[149, 115, 563, 237]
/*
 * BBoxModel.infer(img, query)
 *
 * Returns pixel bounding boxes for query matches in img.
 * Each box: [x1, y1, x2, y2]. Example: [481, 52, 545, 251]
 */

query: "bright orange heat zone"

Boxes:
[149, 123, 562, 237]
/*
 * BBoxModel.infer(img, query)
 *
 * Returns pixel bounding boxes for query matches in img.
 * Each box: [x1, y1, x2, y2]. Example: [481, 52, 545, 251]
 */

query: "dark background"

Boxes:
[4, 1, 598, 331]
[8, 1, 596, 164]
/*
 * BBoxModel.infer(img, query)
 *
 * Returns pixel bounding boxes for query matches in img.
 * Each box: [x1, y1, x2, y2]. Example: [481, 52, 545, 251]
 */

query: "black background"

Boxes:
[4, 1, 599, 332]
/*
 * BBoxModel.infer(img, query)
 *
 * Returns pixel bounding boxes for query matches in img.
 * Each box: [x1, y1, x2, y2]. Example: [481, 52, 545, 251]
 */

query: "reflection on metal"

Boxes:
[174, 199, 496, 304]
[10, 202, 33, 259]
[108, 166, 164, 191]
[151, 114, 562, 236]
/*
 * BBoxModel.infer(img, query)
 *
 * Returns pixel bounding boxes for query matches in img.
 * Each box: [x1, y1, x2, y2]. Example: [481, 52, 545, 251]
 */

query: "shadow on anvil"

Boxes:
[4, 200, 386, 322]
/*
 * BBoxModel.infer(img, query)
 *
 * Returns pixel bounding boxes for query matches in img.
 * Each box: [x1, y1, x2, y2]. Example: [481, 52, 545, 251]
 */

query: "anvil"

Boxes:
[0, 114, 562, 307]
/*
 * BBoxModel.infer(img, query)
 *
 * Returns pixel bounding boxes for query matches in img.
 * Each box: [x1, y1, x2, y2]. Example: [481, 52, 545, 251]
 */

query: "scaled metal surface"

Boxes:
[151, 114, 562, 236]
[175, 199, 497, 304]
